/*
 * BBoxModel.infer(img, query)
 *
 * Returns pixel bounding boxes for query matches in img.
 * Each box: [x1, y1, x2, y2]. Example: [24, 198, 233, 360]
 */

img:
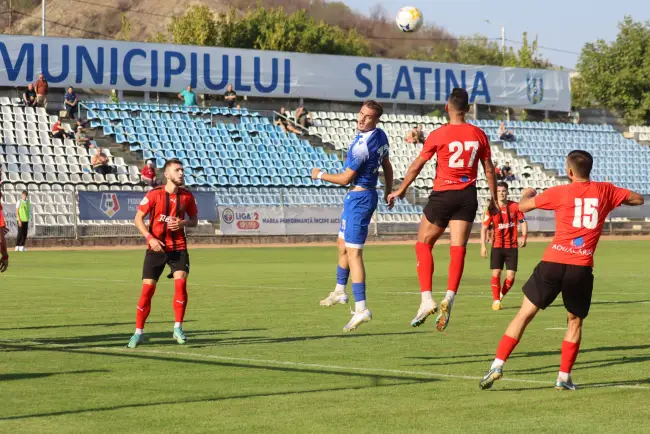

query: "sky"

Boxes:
[343, 0, 649, 69]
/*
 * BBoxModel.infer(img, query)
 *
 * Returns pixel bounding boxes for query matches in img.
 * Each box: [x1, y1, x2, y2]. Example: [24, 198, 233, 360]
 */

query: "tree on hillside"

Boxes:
[574, 17, 650, 125]
[407, 32, 550, 68]
[164, 4, 370, 57]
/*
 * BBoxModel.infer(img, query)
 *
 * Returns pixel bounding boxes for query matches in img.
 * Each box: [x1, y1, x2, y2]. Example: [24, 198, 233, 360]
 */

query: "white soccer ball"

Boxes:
[396, 6, 423, 33]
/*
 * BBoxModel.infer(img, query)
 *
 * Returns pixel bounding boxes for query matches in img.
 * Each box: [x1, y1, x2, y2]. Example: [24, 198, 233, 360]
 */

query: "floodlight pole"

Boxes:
[42, 0, 46, 36]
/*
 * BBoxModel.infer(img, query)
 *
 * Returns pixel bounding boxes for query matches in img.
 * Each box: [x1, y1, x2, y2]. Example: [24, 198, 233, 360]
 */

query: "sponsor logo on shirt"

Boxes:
[497, 222, 516, 230]
[551, 242, 594, 257]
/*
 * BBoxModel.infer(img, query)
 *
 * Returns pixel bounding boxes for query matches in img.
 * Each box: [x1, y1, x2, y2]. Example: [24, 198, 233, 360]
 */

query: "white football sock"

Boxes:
[135, 328, 143, 335]
[335, 284, 347, 293]
[491, 358, 505, 370]
[558, 371, 570, 382]
[174, 322, 182, 329]
[355, 300, 367, 313]
[421, 290, 433, 303]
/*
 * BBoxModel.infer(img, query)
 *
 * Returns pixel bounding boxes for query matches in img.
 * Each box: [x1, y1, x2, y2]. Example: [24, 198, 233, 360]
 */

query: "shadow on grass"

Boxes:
[0, 369, 109, 382]
[487, 378, 650, 393]
[0, 343, 439, 421]
[0, 320, 200, 331]
[406, 344, 650, 367]
[1, 330, 426, 349]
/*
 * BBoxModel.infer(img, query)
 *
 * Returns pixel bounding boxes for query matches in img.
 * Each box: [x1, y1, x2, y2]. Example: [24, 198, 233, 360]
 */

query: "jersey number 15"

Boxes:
[573, 198, 598, 229]
[449, 141, 479, 168]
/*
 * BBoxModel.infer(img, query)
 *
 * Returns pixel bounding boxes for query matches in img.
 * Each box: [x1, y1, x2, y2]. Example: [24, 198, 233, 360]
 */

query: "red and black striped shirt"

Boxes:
[482, 200, 525, 249]
[137, 186, 198, 252]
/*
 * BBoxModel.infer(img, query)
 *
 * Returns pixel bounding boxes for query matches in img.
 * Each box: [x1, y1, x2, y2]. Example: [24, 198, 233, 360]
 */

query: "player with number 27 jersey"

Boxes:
[420, 123, 491, 191]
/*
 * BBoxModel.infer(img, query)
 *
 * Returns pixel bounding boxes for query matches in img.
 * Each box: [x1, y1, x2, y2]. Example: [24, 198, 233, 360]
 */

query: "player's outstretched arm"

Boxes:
[311, 167, 357, 186]
[387, 156, 427, 202]
[481, 158, 498, 206]
[518, 188, 538, 213]
[480, 224, 489, 259]
[134, 210, 164, 252]
[519, 220, 528, 247]
[623, 191, 645, 206]
[382, 157, 395, 209]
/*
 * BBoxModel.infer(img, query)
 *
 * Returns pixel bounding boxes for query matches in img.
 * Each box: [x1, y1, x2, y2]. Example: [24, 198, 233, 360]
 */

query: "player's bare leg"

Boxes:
[435, 220, 472, 331]
[128, 278, 157, 348]
[491, 269, 503, 310]
[343, 247, 372, 332]
[172, 270, 188, 344]
[556, 313, 582, 390]
[412, 215, 445, 327]
[501, 270, 516, 301]
[480, 296, 540, 389]
[321, 237, 350, 307]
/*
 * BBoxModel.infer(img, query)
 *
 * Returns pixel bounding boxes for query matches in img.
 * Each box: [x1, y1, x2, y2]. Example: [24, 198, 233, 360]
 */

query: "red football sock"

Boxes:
[560, 340, 580, 373]
[502, 278, 515, 296]
[136, 283, 156, 329]
[415, 242, 434, 292]
[495, 334, 520, 362]
[173, 279, 188, 323]
[491, 276, 501, 301]
[447, 246, 467, 293]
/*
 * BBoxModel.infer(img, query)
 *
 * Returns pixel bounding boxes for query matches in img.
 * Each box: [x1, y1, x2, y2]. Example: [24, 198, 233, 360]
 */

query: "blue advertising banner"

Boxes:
[78, 191, 216, 221]
[0, 35, 571, 111]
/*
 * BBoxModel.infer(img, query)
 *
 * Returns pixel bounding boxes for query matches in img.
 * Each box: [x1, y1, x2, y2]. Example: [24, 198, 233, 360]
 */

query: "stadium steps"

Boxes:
[490, 141, 570, 183]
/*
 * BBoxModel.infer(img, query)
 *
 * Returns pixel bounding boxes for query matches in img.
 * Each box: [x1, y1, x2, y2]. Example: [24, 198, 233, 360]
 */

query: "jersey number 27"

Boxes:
[449, 141, 479, 168]
[573, 198, 598, 229]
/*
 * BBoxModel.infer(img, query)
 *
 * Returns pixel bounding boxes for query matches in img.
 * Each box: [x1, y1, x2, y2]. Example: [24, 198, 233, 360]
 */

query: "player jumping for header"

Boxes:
[388, 88, 497, 331]
[479, 150, 644, 391]
[313, 100, 393, 332]
[127, 158, 198, 348]
[480, 181, 528, 311]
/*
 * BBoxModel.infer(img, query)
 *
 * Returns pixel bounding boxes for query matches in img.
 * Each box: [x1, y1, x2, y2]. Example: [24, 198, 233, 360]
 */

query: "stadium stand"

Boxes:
[630, 125, 650, 142]
[1, 99, 647, 232]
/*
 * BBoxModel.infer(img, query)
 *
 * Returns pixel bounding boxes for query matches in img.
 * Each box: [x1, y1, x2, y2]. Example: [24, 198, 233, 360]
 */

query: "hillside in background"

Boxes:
[0, 0, 457, 59]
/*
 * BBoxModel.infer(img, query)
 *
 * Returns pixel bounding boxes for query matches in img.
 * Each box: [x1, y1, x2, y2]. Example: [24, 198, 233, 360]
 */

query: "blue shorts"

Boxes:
[338, 190, 378, 249]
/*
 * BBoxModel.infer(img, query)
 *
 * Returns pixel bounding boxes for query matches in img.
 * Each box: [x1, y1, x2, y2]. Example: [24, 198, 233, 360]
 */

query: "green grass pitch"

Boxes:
[1, 240, 650, 432]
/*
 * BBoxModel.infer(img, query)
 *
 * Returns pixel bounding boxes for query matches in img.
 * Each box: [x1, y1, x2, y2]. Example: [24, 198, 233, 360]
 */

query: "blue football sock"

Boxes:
[352, 282, 366, 302]
[336, 265, 350, 286]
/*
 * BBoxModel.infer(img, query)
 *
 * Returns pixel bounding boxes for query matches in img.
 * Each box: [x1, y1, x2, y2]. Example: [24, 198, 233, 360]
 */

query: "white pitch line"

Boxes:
[81, 346, 650, 390]
[545, 328, 568, 330]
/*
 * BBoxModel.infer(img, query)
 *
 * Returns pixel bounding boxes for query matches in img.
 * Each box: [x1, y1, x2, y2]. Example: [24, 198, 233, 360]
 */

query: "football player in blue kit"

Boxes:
[312, 100, 394, 332]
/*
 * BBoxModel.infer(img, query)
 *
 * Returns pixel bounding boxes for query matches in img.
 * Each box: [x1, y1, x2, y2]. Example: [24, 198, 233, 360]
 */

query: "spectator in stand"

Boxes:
[224, 84, 237, 109]
[23, 84, 37, 108]
[141, 160, 157, 186]
[15, 190, 31, 252]
[64, 87, 78, 119]
[275, 107, 301, 134]
[91, 148, 115, 175]
[51, 119, 74, 139]
[295, 104, 313, 128]
[501, 161, 515, 181]
[405, 127, 418, 144]
[416, 125, 425, 144]
[34, 73, 49, 107]
[75, 126, 94, 150]
[494, 161, 504, 180]
[178, 85, 197, 107]
[499, 121, 516, 142]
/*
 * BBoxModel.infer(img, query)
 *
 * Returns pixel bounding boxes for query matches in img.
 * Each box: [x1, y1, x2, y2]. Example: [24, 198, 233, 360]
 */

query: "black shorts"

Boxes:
[523, 261, 594, 319]
[423, 185, 478, 228]
[490, 247, 518, 271]
[142, 250, 190, 281]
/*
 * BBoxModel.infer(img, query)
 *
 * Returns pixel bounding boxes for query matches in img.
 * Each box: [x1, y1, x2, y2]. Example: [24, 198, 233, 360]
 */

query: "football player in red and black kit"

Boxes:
[480, 181, 528, 310]
[127, 158, 198, 348]
[388, 88, 498, 331]
[480, 151, 644, 390]
[0, 187, 8, 273]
